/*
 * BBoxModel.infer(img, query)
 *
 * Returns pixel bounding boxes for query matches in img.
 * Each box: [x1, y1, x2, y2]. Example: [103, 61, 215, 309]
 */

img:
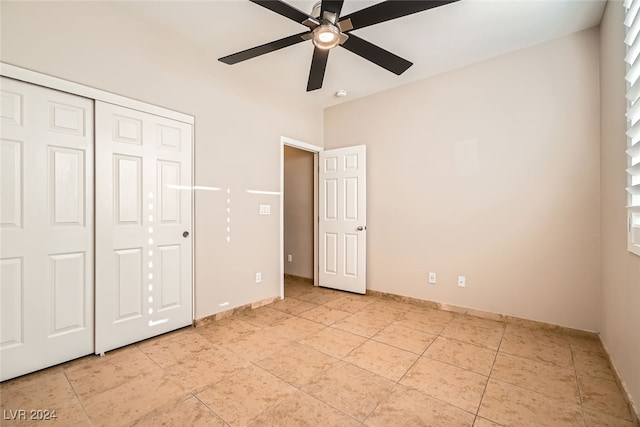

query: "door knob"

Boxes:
[183, 231, 189, 238]
[357, 226, 366, 231]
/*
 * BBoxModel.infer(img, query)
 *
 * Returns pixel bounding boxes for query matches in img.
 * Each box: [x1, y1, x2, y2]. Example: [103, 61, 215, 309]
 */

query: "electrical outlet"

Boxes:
[458, 276, 466, 288]
[287, 254, 293, 263]
[428, 272, 436, 284]
[255, 272, 262, 283]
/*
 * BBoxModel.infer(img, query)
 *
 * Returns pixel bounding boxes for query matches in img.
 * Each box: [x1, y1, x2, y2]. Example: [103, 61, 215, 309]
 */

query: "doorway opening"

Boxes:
[280, 137, 322, 298]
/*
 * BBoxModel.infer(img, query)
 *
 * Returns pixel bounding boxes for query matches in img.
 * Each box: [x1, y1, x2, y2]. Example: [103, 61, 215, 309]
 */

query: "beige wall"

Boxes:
[283, 146, 314, 279]
[325, 29, 602, 331]
[0, 2, 323, 319]
[599, 0, 640, 412]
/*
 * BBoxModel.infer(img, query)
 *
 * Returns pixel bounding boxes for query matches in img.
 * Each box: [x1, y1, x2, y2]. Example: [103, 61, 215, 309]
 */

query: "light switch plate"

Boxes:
[259, 204, 271, 215]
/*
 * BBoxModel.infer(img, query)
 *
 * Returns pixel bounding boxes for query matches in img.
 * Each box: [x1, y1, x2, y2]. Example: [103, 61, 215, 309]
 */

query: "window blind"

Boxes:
[624, 0, 640, 255]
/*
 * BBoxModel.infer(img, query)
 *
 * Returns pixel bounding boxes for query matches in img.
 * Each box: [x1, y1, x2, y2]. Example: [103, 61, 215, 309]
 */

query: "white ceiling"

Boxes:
[114, 0, 606, 109]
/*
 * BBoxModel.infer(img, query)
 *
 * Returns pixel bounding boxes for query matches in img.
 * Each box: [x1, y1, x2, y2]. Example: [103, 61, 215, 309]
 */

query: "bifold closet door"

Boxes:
[0, 77, 94, 381]
[95, 101, 193, 354]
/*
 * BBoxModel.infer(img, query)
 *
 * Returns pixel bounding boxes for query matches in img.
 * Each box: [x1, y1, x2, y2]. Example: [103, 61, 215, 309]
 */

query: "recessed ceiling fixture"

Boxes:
[218, 0, 460, 92]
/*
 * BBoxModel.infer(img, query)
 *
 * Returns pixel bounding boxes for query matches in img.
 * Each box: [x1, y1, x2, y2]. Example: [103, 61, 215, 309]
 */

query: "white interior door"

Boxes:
[319, 145, 366, 294]
[95, 101, 193, 354]
[0, 77, 94, 381]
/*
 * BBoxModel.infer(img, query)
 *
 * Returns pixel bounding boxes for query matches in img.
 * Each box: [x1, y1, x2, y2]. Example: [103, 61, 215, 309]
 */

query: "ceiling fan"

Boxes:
[218, 0, 459, 92]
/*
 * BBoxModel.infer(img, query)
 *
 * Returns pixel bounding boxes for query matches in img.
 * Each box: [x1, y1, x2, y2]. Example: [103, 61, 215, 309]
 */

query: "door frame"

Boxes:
[279, 136, 323, 298]
[0, 62, 196, 319]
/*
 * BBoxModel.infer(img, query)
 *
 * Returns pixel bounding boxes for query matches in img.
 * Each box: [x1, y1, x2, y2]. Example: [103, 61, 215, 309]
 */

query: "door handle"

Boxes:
[357, 226, 367, 231]
[183, 231, 189, 238]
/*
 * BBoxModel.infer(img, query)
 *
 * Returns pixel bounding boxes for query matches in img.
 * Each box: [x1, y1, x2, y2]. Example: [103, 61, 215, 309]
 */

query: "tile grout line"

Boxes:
[192, 393, 231, 426]
[495, 331, 600, 417]
[62, 343, 198, 427]
[132, 394, 199, 426]
[391, 316, 487, 421]
[61, 367, 95, 427]
[282, 306, 368, 425]
[298, 296, 398, 424]
[184, 284, 625, 425]
[254, 306, 367, 425]
[345, 307, 397, 423]
[473, 324, 505, 426]
[199, 286, 551, 425]
[415, 313, 495, 420]
[357, 307, 481, 421]
[569, 340, 590, 427]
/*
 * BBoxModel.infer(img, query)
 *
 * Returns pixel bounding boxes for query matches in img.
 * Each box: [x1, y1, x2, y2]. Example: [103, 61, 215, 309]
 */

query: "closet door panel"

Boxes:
[0, 77, 94, 381]
[95, 101, 192, 354]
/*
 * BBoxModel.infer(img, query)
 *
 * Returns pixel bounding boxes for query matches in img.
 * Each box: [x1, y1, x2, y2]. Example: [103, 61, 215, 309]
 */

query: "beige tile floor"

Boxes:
[1, 277, 636, 426]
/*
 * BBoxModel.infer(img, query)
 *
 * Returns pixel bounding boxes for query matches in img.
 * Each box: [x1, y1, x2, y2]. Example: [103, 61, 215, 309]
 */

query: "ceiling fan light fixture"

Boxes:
[312, 24, 340, 49]
[219, 0, 455, 91]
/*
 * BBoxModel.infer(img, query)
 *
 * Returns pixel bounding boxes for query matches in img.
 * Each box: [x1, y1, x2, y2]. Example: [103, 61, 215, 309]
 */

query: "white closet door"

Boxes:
[95, 101, 193, 354]
[0, 77, 94, 381]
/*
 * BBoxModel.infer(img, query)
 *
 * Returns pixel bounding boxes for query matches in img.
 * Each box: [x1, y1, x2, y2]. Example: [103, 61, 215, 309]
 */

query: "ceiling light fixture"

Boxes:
[312, 24, 340, 49]
[219, 0, 455, 92]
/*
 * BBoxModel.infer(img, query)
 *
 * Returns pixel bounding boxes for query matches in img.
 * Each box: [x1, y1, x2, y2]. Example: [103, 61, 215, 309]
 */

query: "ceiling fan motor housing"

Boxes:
[311, 1, 322, 18]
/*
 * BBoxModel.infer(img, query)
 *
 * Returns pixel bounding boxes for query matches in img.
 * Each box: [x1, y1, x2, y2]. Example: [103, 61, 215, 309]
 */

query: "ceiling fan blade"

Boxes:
[219, 32, 309, 65]
[341, 34, 412, 75]
[321, 0, 345, 22]
[341, 0, 459, 31]
[250, 0, 310, 24]
[307, 47, 330, 92]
